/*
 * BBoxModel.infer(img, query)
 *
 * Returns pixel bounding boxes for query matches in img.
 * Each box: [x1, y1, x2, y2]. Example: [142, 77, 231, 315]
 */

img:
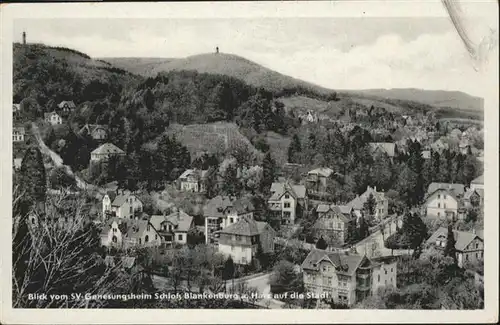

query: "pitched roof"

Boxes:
[44, 111, 61, 119]
[361, 186, 385, 201]
[58, 100, 76, 108]
[165, 210, 194, 232]
[347, 195, 364, 210]
[269, 182, 306, 201]
[219, 216, 271, 237]
[178, 168, 208, 180]
[301, 249, 366, 276]
[315, 204, 352, 222]
[13, 126, 25, 134]
[427, 183, 465, 197]
[368, 142, 396, 157]
[203, 195, 234, 218]
[111, 194, 141, 207]
[101, 217, 150, 240]
[464, 188, 482, 200]
[91, 143, 125, 155]
[471, 174, 484, 185]
[80, 124, 108, 134]
[426, 227, 483, 251]
[308, 167, 334, 177]
[105, 191, 117, 202]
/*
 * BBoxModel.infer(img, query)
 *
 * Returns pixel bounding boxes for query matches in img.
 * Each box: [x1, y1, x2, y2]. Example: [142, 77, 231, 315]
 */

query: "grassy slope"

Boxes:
[165, 122, 259, 159]
[101, 53, 335, 96]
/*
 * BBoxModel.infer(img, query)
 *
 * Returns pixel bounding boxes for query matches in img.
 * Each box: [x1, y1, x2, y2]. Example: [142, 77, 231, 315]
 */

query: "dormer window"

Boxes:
[284, 194, 290, 199]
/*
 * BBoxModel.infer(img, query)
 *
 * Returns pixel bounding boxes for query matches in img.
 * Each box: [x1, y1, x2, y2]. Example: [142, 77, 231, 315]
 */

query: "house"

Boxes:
[421, 150, 431, 160]
[217, 216, 276, 265]
[424, 183, 466, 220]
[306, 167, 334, 193]
[301, 249, 397, 306]
[79, 124, 108, 141]
[90, 143, 125, 162]
[13, 127, 25, 142]
[368, 142, 396, 158]
[13, 157, 22, 170]
[102, 191, 143, 221]
[57, 100, 76, 112]
[178, 169, 209, 193]
[314, 204, 355, 246]
[44, 111, 63, 125]
[347, 186, 389, 221]
[267, 181, 308, 225]
[149, 210, 194, 246]
[463, 187, 484, 208]
[100, 217, 162, 249]
[459, 139, 471, 155]
[426, 227, 484, 268]
[470, 174, 484, 191]
[13, 104, 21, 113]
[203, 195, 256, 244]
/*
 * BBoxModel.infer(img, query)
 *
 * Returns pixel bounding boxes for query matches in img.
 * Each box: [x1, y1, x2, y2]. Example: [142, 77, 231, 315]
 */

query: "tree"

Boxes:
[49, 166, 76, 190]
[261, 152, 276, 193]
[444, 224, 457, 265]
[204, 166, 218, 199]
[269, 260, 302, 294]
[222, 256, 235, 291]
[241, 165, 263, 194]
[315, 236, 328, 250]
[358, 216, 370, 240]
[287, 134, 302, 163]
[363, 193, 376, 217]
[19, 146, 46, 204]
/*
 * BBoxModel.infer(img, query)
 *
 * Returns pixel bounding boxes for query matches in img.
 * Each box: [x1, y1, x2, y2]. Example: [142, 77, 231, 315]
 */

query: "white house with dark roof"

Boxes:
[178, 168, 209, 192]
[314, 204, 355, 246]
[149, 210, 194, 246]
[424, 183, 466, 221]
[268, 181, 308, 225]
[301, 249, 397, 306]
[102, 191, 143, 221]
[44, 111, 63, 125]
[347, 186, 388, 221]
[203, 195, 255, 244]
[100, 217, 161, 249]
[217, 216, 276, 265]
[91, 143, 125, 162]
[13, 126, 25, 142]
[426, 227, 484, 268]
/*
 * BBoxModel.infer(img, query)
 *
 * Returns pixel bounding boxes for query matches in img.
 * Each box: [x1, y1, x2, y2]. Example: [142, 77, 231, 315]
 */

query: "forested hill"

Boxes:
[101, 53, 338, 100]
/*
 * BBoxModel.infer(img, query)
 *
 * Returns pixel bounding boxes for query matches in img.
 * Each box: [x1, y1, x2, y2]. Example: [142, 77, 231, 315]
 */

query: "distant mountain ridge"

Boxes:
[344, 88, 484, 112]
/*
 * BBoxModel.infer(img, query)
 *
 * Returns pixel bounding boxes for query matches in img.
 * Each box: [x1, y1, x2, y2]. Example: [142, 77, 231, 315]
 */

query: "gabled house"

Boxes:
[217, 216, 276, 265]
[424, 183, 466, 221]
[463, 187, 484, 208]
[301, 250, 397, 306]
[203, 195, 255, 244]
[178, 168, 209, 193]
[368, 142, 396, 159]
[102, 191, 143, 220]
[306, 167, 334, 193]
[149, 210, 194, 246]
[79, 124, 108, 141]
[267, 181, 308, 225]
[90, 143, 125, 162]
[347, 186, 389, 221]
[470, 174, 484, 191]
[100, 217, 162, 249]
[13, 127, 25, 142]
[314, 204, 355, 246]
[44, 111, 63, 125]
[426, 227, 484, 268]
[57, 100, 76, 112]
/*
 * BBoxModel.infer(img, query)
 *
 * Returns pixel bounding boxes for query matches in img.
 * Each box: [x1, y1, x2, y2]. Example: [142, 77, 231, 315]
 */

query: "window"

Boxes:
[444, 194, 447, 199]
[323, 265, 327, 272]
[444, 203, 447, 209]
[476, 253, 478, 258]
[385, 279, 387, 285]
[145, 235, 149, 243]
[236, 235, 241, 241]
[437, 203, 441, 208]
[129, 206, 133, 213]
[178, 234, 183, 241]
[481, 252, 483, 258]
[438, 212, 441, 217]
[147, 225, 150, 231]
[112, 236, 117, 243]
[231, 246, 235, 252]
[284, 194, 290, 199]
[476, 243, 479, 249]
[284, 202, 291, 208]
[155, 234, 158, 240]
[113, 228, 117, 233]
[230, 217, 234, 223]
[338, 223, 342, 229]
[139, 238, 142, 244]
[378, 274, 380, 282]
[438, 194, 441, 199]
[465, 254, 469, 261]
[385, 269, 387, 275]
[328, 277, 333, 286]
[242, 257, 247, 264]
[391, 268, 393, 272]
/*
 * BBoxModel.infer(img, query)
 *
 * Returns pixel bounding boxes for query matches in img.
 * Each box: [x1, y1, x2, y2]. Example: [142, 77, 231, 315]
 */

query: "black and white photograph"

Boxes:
[1, 1, 498, 324]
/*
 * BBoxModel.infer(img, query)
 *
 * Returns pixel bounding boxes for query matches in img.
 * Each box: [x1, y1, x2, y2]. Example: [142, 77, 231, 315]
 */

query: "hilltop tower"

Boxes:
[22, 31, 26, 45]
[216, 46, 219, 54]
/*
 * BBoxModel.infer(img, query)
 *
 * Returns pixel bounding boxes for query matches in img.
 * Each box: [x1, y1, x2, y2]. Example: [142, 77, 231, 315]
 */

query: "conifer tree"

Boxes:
[261, 152, 276, 193]
[444, 224, 457, 265]
[19, 146, 46, 204]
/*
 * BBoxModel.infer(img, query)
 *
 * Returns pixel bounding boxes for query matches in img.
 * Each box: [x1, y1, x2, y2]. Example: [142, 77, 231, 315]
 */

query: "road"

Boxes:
[31, 122, 96, 192]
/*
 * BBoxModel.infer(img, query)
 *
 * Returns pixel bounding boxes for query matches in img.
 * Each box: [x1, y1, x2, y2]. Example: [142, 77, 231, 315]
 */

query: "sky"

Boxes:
[13, 16, 497, 98]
